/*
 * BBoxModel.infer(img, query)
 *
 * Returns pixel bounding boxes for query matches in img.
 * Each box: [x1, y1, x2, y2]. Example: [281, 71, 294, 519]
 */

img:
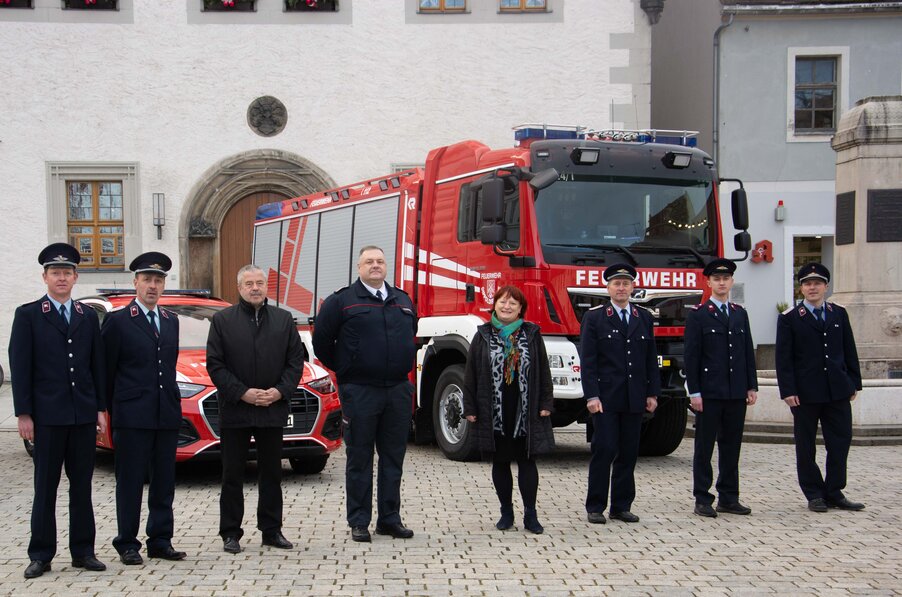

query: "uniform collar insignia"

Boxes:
[708, 304, 715, 311]
[631, 306, 638, 317]
[160, 309, 169, 319]
[41, 301, 51, 313]
[826, 303, 833, 312]
[130, 305, 139, 317]
[799, 306, 807, 316]
[73, 302, 83, 314]
[606, 306, 613, 317]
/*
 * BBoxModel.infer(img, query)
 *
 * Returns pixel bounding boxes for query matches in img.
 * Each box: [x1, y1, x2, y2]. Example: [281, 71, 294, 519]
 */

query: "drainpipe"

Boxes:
[712, 14, 734, 164]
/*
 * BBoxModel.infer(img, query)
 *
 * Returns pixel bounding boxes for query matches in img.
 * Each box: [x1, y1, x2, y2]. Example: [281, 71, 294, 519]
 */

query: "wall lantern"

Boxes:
[152, 193, 165, 240]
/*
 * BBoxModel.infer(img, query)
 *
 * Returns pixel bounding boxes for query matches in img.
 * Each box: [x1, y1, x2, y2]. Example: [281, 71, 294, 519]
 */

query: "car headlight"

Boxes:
[547, 354, 564, 369]
[177, 382, 205, 399]
[307, 376, 335, 394]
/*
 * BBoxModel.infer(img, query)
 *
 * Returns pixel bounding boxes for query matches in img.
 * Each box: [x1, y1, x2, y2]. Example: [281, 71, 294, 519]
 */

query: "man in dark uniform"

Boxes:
[313, 245, 418, 543]
[776, 262, 864, 513]
[101, 252, 186, 565]
[579, 263, 660, 525]
[684, 258, 758, 518]
[206, 264, 304, 555]
[9, 243, 107, 579]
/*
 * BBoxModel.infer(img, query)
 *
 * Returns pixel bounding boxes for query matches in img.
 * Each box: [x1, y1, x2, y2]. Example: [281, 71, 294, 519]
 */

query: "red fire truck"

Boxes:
[252, 125, 751, 461]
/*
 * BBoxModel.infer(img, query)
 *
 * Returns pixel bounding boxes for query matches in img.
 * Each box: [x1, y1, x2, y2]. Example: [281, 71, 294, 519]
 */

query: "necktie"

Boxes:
[720, 304, 729, 319]
[814, 307, 824, 327]
[60, 304, 69, 326]
[148, 310, 159, 337]
[375, 289, 383, 301]
[620, 308, 628, 333]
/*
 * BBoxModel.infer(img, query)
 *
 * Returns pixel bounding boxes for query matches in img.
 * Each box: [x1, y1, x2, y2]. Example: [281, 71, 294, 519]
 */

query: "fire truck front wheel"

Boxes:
[638, 396, 688, 457]
[433, 365, 479, 462]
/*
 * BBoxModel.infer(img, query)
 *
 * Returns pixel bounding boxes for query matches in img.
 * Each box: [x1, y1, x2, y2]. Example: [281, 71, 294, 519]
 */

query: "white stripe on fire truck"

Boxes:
[418, 270, 475, 291]
[434, 163, 518, 185]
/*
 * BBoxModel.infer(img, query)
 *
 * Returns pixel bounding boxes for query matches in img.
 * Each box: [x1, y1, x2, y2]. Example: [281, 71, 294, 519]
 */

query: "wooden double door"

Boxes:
[218, 192, 287, 305]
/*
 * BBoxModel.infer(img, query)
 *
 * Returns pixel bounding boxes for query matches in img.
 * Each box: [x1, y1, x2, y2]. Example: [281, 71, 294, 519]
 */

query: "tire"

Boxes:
[432, 365, 479, 462]
[23, 439, 34, 458]
[638, 397, 688, 456]
[289, 455, 329, 474]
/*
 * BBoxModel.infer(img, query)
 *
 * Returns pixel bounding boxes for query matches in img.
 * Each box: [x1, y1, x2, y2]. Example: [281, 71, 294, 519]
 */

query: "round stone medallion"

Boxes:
[247, 96, 288, 137]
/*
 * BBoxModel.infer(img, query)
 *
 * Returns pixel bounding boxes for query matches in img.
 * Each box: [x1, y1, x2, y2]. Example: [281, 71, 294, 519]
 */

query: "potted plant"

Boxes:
[285, 0, 338, 11]
[64, 0, 117, 9]
[203, 0, 255, 11]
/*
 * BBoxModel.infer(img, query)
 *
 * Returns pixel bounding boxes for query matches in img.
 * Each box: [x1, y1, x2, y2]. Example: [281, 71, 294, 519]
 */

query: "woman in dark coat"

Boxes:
[463, 285, 555, 533]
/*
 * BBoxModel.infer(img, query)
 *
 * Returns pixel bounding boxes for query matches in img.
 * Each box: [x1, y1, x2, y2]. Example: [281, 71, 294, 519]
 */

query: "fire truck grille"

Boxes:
[201, 389, 321, 438]
[569, 290, 702, 327]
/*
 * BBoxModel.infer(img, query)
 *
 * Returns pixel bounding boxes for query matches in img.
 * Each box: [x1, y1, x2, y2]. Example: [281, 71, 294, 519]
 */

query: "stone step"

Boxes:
[684, 424, 902, 446]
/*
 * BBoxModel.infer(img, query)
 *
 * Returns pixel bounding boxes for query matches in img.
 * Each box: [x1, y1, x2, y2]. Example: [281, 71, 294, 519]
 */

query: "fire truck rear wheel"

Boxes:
[638, 397, 688, 457]
[289, 455, 329, 474]
[433, 365, 479, 462]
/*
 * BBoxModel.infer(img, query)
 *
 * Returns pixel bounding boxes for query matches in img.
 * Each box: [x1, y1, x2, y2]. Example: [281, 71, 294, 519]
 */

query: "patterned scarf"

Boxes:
[491, 313, 524, 384]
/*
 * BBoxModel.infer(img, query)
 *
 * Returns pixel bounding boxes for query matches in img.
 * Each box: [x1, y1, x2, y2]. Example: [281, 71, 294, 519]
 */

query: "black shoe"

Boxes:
[147, 545, 187, 560]
[716, 502, 752, 515]
[223, 537, 241, 554]
[610, 511, 640, 523]
[262, 532, 293, 549]
[808, 498, 829, 512]
[694, 503, 717, 518]
[496, 504, 514, 530]
[71, 555, 106, 571]
[523, 508, 544, 534]
[587, 512, 607, 524]
[375, 523, 414, 539]
[119, 549, 143, 565]
[827, 497, 865, 511]
[351, 526, 371, 543]
[24, 560, 50, 579]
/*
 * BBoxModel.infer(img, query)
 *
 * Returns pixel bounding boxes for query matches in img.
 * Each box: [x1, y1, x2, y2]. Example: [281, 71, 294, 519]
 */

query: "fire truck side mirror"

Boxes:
[527, 168, 559, 191]
[480, 224, 506, 244]
[731, 188, 749, 230]
[481, 178, 505, 222]
[734, 231, 752, 252]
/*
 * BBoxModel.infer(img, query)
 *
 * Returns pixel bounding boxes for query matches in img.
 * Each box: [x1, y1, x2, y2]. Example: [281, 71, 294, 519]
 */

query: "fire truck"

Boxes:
[252, 125, 751, 461]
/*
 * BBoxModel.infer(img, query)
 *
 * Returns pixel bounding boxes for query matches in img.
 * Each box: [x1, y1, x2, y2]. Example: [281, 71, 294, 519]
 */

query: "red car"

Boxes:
[57, 290, 342, 473]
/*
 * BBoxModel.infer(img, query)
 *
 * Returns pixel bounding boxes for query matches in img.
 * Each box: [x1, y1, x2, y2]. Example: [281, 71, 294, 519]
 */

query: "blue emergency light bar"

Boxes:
[513, 124, 698, 147]
[256, 201, 284, 221]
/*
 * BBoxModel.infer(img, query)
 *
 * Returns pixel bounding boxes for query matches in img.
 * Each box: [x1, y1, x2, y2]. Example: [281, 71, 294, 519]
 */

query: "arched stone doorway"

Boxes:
[179, 150, 335, 299]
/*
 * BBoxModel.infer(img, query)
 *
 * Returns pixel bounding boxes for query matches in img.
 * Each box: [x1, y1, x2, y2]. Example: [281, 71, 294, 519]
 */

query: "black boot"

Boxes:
[496, 503, 514, 530]
[523, 507, 544, 534]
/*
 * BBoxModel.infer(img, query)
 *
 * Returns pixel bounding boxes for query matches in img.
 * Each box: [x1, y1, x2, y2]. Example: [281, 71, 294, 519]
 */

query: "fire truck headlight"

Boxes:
[547, 354, 564, 369]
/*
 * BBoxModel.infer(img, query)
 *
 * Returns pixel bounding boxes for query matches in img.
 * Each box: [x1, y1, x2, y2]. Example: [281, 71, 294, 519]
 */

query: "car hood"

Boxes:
[176, 350, 329, 387]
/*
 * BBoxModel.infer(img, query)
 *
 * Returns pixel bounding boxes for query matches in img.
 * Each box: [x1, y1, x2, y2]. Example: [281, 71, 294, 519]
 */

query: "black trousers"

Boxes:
[693, 399, 747, 506]
[586, 411, 642, 514]
[340, 382, 412, 528]
[29, 423, 97, 562]
[112, 428, 178, 553]
[219, 426, 284, 540]
[791, 400, 852, 502]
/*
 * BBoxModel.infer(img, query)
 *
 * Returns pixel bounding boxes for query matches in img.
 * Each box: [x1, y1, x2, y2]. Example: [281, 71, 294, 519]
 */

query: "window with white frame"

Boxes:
[47, 162, 140, 272]
[419, 0, 466, 12]
[786, 46, 849, 143]
[500, 0, 547, 11]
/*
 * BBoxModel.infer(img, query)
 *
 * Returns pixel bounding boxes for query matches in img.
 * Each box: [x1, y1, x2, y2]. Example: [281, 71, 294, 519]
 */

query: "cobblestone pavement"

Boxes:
[0, 429, 899, 596]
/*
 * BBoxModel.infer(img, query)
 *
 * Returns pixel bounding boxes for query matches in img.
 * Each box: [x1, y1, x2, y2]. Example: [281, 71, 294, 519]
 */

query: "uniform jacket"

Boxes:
[462, 321, 555, 457]
[579, 302, 661, 413]
[102, 300, 180, 430]
[9, 295, 105, 425]
[775, 301, 862, 403]
[684, 300, 758, 400]
[206, 298, 305, 428]
[312, 279, 417, 387]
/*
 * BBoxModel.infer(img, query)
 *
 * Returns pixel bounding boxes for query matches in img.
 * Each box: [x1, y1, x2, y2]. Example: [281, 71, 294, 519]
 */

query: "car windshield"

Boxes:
[164, 304, 226, 350]
[534, 174, 716, 265]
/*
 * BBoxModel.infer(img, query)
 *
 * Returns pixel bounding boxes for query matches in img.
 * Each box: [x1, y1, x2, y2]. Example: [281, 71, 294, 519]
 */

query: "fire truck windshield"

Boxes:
[534, 174, 716, 266]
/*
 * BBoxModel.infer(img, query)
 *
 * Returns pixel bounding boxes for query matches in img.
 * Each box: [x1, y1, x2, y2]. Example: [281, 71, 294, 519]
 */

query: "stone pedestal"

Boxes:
[831, 96, 902, 378]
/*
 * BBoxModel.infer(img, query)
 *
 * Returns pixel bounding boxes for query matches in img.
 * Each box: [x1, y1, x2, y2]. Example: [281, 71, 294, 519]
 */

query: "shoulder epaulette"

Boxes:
[828, 301, 844, 309]
[782, 306, 795, 315]
[588, 304, 605, 311]
[688, 303, 701, 311]
[730, 302, 744, 310]
[333, 285, 350, 294]
[392, 285, 410, 296]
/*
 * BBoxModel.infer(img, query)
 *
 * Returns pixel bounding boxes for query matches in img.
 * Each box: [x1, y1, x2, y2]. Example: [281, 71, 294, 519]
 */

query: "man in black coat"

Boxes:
[579, 263, 660, 525]
[776, 262, 864, 513]
[9, 243, 107, 579]
[102, 252, 186, 565]
[684, 258, 757, 518]
[206, 264, 305, 554]
[313, 245, 418, 543]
